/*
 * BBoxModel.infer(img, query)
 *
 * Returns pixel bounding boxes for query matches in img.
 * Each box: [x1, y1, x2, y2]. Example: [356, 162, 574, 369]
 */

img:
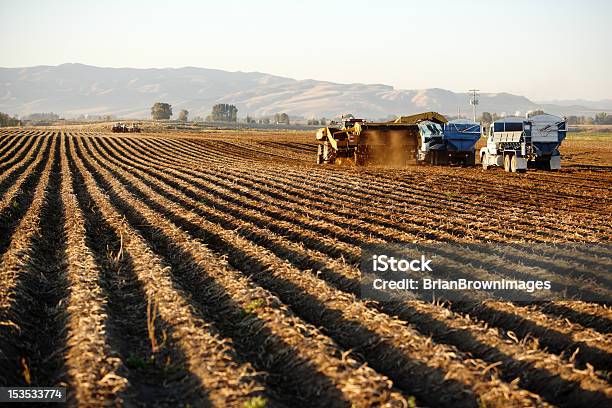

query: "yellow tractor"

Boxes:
[316, 112, 448, 166]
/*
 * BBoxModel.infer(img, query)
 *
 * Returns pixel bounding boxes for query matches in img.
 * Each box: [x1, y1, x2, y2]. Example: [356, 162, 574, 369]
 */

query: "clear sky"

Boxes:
[1, 0, 610, 100]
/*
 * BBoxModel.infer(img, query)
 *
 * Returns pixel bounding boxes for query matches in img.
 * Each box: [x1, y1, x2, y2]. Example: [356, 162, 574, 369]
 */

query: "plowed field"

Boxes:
[0, 128, 610, 407]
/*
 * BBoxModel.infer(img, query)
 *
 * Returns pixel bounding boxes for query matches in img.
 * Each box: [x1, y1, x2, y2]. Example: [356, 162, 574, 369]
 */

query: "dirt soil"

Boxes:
[0, 128, 610, 407]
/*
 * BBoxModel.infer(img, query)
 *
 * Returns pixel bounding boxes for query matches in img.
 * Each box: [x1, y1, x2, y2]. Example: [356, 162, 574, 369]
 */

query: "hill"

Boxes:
[1, 63, 609, 119]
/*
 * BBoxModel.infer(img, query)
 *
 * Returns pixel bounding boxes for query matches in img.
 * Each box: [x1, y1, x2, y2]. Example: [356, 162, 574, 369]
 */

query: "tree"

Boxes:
[0, 112, 20, 127]
[211, 104, 238, 122]
[320, 117, 327, 126]
[307, 118, 319, 125]
[261, 118, 270, 124]
[479, 112, 493, 124]
[178, 109, 189, 122]
[151, 102, 172, 120]
[567, 115, 579, 125]
[275, 113, 290, 124]
[595, 112, 608, 125]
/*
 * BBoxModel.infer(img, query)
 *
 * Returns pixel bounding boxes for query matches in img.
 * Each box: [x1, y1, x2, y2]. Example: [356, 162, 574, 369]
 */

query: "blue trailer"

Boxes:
[417, 119, 481, 165]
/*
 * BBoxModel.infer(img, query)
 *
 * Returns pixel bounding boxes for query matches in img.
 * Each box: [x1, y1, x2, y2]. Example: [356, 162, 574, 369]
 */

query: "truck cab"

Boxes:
[416, 121, 445, 163]
[481, 117, 531, 172]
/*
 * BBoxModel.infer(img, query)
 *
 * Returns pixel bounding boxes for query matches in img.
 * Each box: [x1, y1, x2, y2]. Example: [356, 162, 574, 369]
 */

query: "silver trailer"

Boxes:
[480, 114, 567, 173]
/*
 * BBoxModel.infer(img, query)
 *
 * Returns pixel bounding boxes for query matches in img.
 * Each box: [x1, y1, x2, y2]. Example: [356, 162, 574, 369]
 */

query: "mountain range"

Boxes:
[1, 63, 610, 120]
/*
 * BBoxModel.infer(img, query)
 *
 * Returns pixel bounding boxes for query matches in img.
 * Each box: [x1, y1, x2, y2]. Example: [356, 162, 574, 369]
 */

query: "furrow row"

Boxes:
[67, 135, 276, 406]
[86, 135, 555, 407]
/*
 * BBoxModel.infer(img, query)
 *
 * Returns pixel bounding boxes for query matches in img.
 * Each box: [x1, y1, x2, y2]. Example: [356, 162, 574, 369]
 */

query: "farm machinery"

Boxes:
[315, 112, 451, 166]
[408, 116, 481, 166]
[438, 119, 482, 165]
[480, 114, 567, 172]
[112, 123, 141, 133]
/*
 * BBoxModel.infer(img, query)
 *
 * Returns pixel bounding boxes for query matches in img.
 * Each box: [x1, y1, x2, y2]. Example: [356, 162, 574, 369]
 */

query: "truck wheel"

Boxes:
[481, 153, 489, 170]
[510, 155, 518, 173]
[467, 151, 476, 167]
[434, 151, 442, 165]
[316, 145, 323, 165]
[504, 154, 511, 172]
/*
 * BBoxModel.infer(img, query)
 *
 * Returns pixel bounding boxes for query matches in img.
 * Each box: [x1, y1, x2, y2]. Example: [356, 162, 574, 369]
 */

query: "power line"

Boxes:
[469, 89, 479, 122]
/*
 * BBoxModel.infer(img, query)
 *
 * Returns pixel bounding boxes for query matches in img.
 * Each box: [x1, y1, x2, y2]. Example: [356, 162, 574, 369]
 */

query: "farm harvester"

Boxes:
[315, 112, 449, 166]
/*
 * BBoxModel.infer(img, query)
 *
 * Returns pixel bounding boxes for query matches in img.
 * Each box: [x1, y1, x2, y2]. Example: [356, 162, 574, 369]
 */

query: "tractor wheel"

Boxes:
[481, 153, 489, 170]
[316, 145, 323, 165]
[323, 143, 332, 164]
[504, 154, 511, 172]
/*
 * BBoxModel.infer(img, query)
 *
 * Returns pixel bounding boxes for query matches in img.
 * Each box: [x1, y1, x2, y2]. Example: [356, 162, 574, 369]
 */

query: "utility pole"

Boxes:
[469, 89, 479, 122]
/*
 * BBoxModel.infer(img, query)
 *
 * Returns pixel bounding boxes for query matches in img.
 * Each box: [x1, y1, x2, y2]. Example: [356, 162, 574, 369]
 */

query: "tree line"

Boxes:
[0, 112, 21, 127]
[0, 112, 65, 127]
[476, 111, 612, 125]
[570, 112, 612, 125]
[150, 102, 299, 125]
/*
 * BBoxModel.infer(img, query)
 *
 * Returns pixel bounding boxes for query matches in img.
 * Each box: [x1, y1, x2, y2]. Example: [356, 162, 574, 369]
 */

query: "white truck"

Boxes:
[480, 114, 567, 173]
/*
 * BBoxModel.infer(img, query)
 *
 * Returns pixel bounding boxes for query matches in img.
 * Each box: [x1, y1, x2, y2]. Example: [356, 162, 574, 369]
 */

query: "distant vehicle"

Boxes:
[112, 123, 127, 133]
[112, 123, 141, 133]
[480, 114, 567, 172]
